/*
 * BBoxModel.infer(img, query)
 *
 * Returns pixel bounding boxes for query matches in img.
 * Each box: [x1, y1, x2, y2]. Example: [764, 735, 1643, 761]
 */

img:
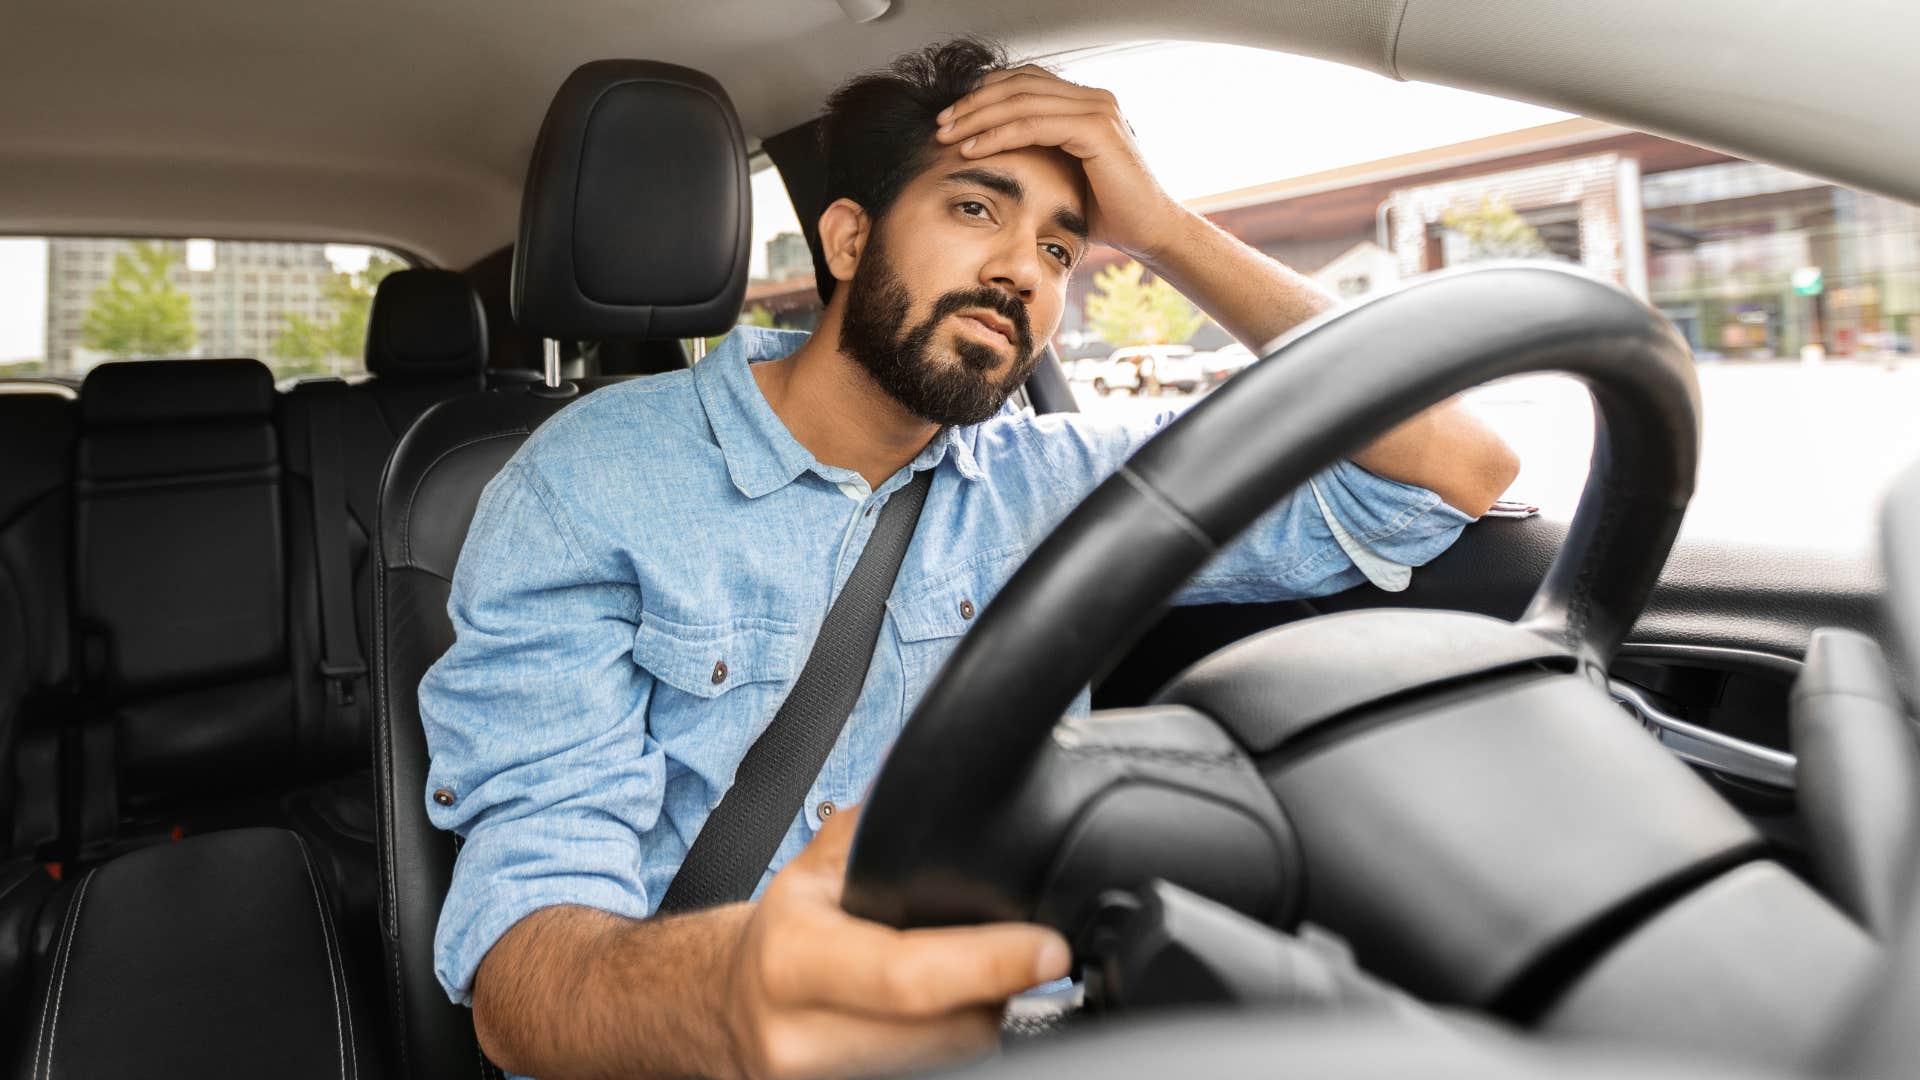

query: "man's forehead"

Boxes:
[921, 143, 1088, 216]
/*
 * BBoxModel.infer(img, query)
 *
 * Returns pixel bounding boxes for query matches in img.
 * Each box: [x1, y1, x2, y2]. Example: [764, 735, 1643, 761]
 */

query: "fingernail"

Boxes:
[939, 122, 953, 136]
[962, 137, 977, 153]
[1034, 935, 1071, 982]
[937, 106, 953, 123]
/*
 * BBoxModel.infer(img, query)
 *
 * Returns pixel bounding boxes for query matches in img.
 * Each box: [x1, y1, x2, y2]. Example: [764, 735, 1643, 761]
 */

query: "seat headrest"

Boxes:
[366, 269, 489, 378]
[80, 359, 274, 427]
[512, 60, 751, 341]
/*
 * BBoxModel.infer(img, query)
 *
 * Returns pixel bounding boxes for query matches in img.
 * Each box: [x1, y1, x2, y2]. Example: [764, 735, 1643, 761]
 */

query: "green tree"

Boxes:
[81, 242, 198, 359]
[1440, 195, 1550, 262]
[270, 252, 405, 375]
[1084, 260, 1205, 346]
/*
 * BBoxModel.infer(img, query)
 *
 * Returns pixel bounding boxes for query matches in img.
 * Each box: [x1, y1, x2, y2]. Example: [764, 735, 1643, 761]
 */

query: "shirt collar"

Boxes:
[694, 326, 986, 499]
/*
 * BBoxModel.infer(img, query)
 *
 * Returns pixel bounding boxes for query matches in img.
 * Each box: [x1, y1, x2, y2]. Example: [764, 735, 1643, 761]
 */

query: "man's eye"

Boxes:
[956, 201, 990, 219]
[1043, 243, 1073, 268]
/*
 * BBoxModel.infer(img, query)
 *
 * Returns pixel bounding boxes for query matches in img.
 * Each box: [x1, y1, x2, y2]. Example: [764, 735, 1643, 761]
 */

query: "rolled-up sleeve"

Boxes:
[1032, 411, 1473, 606]
[417, 460, 662, 1006]
[1179, 457, 1474, 604]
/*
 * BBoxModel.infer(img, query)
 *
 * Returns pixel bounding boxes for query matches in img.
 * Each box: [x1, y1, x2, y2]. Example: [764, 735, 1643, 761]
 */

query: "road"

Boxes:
[1068, 357, 1920, 556]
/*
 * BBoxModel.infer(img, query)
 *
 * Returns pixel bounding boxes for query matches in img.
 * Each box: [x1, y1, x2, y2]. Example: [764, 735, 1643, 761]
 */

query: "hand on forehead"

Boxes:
[931, 63, 1179, 260]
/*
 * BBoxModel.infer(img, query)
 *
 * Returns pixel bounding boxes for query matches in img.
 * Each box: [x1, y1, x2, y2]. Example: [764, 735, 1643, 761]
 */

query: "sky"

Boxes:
[0, 42, 1569, 362]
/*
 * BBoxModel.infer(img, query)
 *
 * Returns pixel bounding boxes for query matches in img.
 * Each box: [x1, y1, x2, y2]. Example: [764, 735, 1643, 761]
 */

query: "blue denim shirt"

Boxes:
[419, 326, 1474, 1006]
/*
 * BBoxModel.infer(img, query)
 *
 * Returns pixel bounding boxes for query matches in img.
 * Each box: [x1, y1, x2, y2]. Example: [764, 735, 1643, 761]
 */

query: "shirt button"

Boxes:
[432, 788, 456, 807]
[712, 660, 728, 684]
[959, 599, 975, 620]
[817, 800, 837, 820]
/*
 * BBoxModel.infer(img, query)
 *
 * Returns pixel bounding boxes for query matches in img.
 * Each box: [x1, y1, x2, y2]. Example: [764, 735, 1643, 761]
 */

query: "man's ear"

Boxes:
[817, 198, 871, 285]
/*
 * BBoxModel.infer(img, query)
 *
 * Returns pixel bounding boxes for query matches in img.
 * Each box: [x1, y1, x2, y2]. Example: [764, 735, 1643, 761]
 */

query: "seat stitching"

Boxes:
[29, 873, 81, 1080]
[39, 869, 97, 1080]
[296, 838, 348, 1080]
[400, 428, 534, 567]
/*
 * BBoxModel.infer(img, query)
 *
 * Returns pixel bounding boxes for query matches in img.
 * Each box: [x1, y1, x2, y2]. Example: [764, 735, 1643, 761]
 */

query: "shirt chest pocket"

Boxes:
[632, 612, 803, 745]
[886, 543, 1026, 695]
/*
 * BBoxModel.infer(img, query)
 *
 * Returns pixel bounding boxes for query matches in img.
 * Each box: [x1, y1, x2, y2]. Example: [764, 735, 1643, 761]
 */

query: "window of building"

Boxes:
[0, 237, 410, 381]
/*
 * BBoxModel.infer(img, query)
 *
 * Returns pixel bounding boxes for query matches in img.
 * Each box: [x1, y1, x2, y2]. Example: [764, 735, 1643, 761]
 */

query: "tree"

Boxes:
[1440, 195, 1550, 262]
[81, 242, 197, 359]
[1084, 260, 1205, 347]
[270, 251, 406, 374]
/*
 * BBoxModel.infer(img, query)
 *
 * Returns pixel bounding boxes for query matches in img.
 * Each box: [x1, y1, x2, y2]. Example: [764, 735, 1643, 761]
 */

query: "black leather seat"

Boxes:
[278, 268, 493, 1015]
[71, 359, 298, 835]
[13, 827, 377, 1079]
[374, 59, 750, 1077]
[0, 387, 76, 858]
[0, 388, 75, 1059]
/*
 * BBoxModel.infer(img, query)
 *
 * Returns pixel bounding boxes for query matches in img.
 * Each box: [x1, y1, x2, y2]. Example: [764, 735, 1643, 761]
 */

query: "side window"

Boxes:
[0, 237, 408, 383]
[720, 158, 826, 349]
[1048, 43, 1920, 551]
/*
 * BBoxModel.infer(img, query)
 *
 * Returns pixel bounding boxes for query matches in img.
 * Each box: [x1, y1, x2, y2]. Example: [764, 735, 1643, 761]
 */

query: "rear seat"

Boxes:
[0, 386, 74, 1044]
[70, 359, 307, 835]
[0, 386, 76, 857]
[0, 269, 494, 1062]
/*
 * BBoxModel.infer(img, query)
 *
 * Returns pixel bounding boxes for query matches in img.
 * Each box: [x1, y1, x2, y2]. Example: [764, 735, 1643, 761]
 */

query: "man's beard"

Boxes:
[837, 235, 1040, 427]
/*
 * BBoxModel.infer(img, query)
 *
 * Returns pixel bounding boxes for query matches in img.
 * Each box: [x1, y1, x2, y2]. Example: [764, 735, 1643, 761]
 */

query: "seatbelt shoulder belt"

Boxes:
[658, 467, 935, 913]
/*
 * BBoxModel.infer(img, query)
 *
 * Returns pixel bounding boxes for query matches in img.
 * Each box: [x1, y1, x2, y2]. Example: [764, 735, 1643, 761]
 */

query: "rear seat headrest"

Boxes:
[80, 359, 274, 427]
[512, 59, 750, 341]
[366, 269, 489, 378]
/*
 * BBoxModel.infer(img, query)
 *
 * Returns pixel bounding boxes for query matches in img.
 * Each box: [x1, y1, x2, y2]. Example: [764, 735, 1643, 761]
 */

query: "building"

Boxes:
[764, 230, 813, 284]
[44, 238, 340, 373]
[740, 119, 1920, 362]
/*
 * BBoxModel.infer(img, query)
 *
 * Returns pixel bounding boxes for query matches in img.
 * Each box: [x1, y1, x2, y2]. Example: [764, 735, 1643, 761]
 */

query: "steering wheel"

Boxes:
[840, 265, 1880, 1052]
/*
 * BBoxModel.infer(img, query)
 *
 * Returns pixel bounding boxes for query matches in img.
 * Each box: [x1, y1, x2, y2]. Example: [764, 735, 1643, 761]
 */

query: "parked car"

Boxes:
[1194, 342, 1257, 389]
[1081, 344, 1201, 395]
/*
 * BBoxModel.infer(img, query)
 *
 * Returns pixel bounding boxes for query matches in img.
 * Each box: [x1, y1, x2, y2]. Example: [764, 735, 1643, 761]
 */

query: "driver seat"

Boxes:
[372, 60, 751, 1077]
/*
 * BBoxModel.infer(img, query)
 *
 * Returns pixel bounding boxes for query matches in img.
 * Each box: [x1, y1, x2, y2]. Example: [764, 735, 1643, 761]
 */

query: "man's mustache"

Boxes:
[924, 288, 1034, 359]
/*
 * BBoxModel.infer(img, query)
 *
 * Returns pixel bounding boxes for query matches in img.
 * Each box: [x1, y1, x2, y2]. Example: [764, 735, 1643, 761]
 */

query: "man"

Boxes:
[421, 39, 1520, 1080]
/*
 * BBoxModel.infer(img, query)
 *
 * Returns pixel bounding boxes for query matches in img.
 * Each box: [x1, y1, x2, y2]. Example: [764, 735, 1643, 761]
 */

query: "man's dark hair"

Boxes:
[813, 37, 1013, 302]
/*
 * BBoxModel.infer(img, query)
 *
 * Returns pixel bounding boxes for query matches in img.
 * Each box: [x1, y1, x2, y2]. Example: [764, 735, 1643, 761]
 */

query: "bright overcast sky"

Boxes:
[0, 42, 1569, 361]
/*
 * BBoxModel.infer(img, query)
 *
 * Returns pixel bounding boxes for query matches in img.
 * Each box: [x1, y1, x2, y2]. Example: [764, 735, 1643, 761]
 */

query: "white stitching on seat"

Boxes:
[37, 870, 96, 1080]
[296, 840, 348, 1080]
[29, 873, 78, 1080]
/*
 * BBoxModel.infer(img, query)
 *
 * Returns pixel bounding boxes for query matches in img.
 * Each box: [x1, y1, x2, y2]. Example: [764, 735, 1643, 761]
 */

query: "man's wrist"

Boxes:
[1131, 204, 1207, 273]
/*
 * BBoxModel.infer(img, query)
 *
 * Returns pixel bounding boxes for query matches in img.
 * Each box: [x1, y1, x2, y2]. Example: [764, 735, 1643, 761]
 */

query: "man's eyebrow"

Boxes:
[941, 167, 1025, 201]
[1051, 207, 1091, 243]
[942, 168, 1090, 244]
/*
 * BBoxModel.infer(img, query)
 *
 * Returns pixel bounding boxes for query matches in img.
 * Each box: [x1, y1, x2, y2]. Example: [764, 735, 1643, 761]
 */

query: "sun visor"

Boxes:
[511, 60, 750, 341]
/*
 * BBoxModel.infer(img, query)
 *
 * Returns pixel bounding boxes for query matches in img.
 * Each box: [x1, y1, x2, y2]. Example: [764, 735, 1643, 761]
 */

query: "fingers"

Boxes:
[949, 111, 1128, 163]
[936, 95, 1110, 151]
[766, 911, 1070, 1020]
[748, 1005, 1002, 1080]
[940, 68, 1107, 125]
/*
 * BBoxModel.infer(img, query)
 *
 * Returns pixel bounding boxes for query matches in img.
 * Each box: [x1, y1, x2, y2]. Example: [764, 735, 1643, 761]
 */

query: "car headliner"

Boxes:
[2, 0, 1913, 268]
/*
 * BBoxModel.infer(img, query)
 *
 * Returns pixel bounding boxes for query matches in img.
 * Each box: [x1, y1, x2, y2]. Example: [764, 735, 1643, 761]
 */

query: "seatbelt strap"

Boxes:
[307, 390, 368, 717]
[659, 468, 935, 913]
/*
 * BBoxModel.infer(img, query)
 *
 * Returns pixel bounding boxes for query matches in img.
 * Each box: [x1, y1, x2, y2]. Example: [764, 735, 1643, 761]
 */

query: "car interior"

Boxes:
[2, 0, 1917, 1077]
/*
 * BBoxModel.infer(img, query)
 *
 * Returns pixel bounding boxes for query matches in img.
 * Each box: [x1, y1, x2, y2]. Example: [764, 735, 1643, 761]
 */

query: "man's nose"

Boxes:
[981, 238, 1040, 301]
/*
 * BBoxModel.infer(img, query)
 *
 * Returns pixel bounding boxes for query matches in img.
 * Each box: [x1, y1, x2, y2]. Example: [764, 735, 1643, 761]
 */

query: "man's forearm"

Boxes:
[1140, 211, 1519, 516]
[474, 902, 751, 1080]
